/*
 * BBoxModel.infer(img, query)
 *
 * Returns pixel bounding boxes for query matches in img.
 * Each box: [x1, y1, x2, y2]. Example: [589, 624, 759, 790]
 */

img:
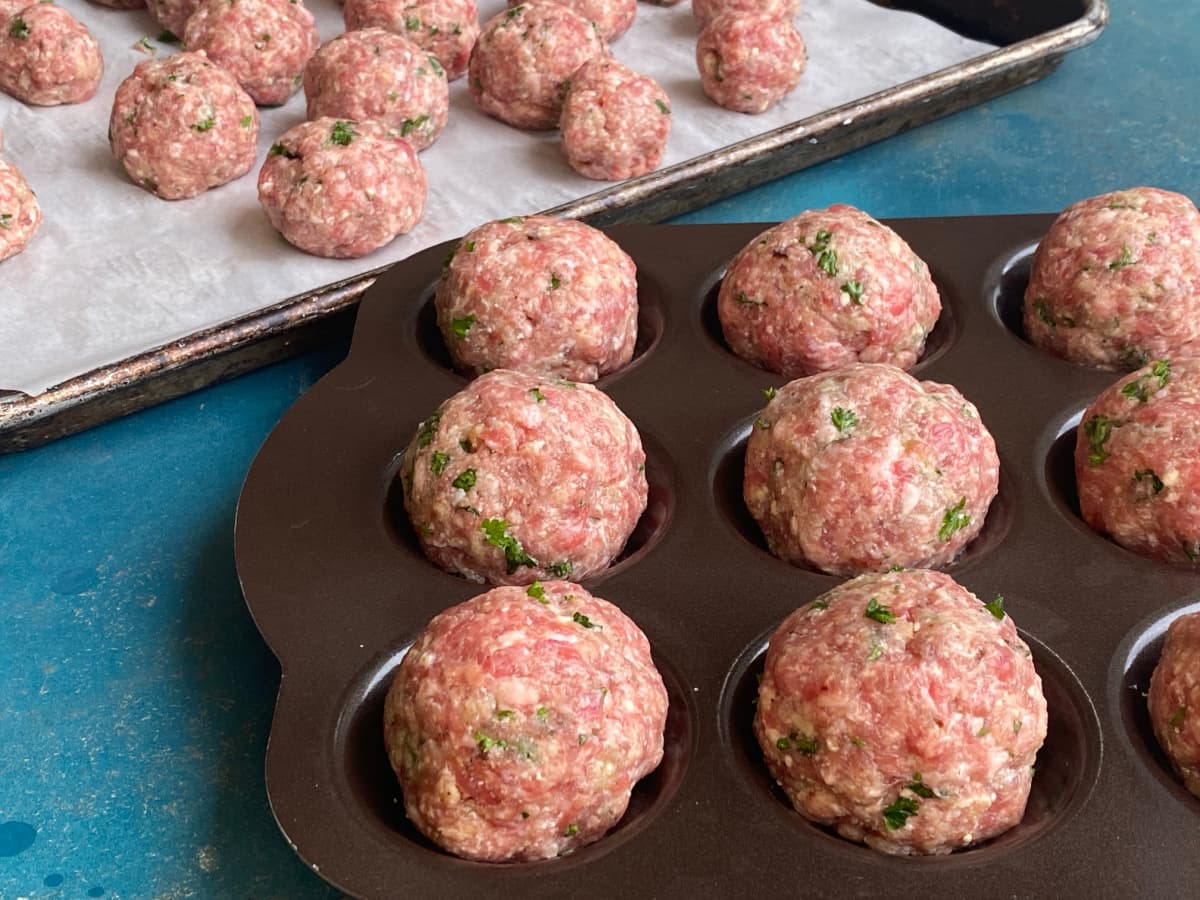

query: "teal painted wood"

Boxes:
[0, 1, 1195, 896]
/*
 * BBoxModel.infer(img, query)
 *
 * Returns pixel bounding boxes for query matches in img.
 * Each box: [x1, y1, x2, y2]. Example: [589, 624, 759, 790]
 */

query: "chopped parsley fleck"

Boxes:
[401, 114, 430, 137]
[496, 709, 515, 720]
[1013, 719, 1023, 735]
[269, 142, 299, 160]
[1033, 298, 1056, 327]
[984, 595, 1006, 620]
[240, 114, 253, 129]
[1083, 414, 1114, 466]
[938, 497, 970, 541]
[415, 411, 441, 448]
[850, 736, 866, 748]
[831, 406, 858, 435]
[428, 56, 444, 76]
[450, 314, 475, 338]
[808, 229, 838, 276]
[1133, 468, 1164, 499]
[565, 824, 579, 837]
[474, 732, 508, 753]
[1108, 243, 1137, 270]
[1182, 540, 1200, 562]
[907, 774, 936, 799]
[841, 280, 864, 304]
[776, 732, 817, 754]
[762, 386, 777, 401]
[654, 98, 670, 115]
[530, 387, 545, 402]
[329, 120, 356, 146]
[521, 810, 530, 819]
[451, 469, 476, 491]
[572, 611, 596, 629]
[481, 518, 537, 573]
[1122, 359, 1171, 402]
[192, 115, 215, 132]
[405, 15, 420, 28]
[10, 16, 28, 38]
[865, 597, 896, 624]
[430, 451, 450, 475]
[548, 559, 573, 578]
[536, 706, 549, 720]
[1170, 706, 1186, 728]
[735, 292, 765, 306]
[526, 581, 546, 601]
[499, 216, 524, 224]
[556, 378, 577, 388]
[136, 36, 154, 52]
[550, 272, 562, 289]
[866, 642, 883, 662]
[883, 795, 920, 830]
[810, 598, 830, 611]
[0, 213, 11, 230]
[442, 245, 457, 270]
[158, 29, 179, 43]
[464, 240, 476, 252]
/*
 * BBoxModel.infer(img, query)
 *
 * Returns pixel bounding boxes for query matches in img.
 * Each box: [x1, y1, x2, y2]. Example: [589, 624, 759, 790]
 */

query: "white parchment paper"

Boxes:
[0, 0, 993, 395]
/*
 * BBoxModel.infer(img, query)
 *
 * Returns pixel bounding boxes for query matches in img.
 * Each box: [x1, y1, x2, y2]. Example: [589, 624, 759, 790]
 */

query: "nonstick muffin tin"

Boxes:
[234, 215, 1200, 898]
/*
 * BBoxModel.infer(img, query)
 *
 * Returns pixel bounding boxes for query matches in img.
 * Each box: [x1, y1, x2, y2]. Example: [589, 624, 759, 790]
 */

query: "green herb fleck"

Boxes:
[865, 597, 896, 624]
[474, 732, 508, 753]
[1170, 706, 1186, 729]
[1083, 414, 1114, 466]
[496, 709, 515, 720]
[521, 810, 530, 819]
[526, 581, 546, 601]
[451, 469, 476, 491]
[654, 98, 670, 115]
[841, 280, 864, 304]
[831, 407, 858, 435]
[329, 120, 356, 146]
[883, 795, 920, 830]
[499, 216, 524, 224]
[1108, 243, 1137, 270]
[269, 142, 299, 159]
[776, 732, 817, 754]
[907, 774, 936, 799]
[0, 213, 11, 230]
[530, 387, 545, 402]
[1133, 468, 1164, 499]
[192, 115, 215, 132]
[1183, 540, 1200, 562]
[536, 706, 549, 720]
[136, 35, 154, 51]
[938, 497, 970, 541]
[1122, 359, 1171, 402]
[405, 15, 420, 28]
[809, 230, 838, 276]
[565, 823, 579, 837]
[810, 598, 830, 611]
[1013, 719, 1023, 735]
[735, 292, 765, 306]
[850, 736, 866, 748]
[1033, 298, 1055, 327]
[572, 611, 595, 629]
[762, 386, 777, 401]
[10, 16, 28, 38]
[450, 314, 475, 338]
[401, 114, 430, 137]
[548, 559, 573, 578]
[430, 451, 450, 475]
[481, 518, 537, 573]
[239, 114, 253, 129]
[158, 29, 179, 42]
[866, 642, 883, 662]
[984, 595, 1006, 620]
[428, 56, 444, 76]
[550, 272, 562, 289]
[415, 411, 441, 449]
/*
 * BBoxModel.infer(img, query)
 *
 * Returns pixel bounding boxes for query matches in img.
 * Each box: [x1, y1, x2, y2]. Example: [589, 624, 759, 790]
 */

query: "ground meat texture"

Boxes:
[109, 51, 259, 200]
[692, 0, 801, 28]
[303, 29, 448, 153]
[0, 5, 103, 107]
[0, 159, 41, 263]
[0, 0, 27, 24]
[508, 0, 635, 42]
[435, 215, 638, 380]
[343, 0, 479, 81]
[1148, 611, 1200, 797]
[146, 0, 202, 39]
[560, 58, 670, 181]
[745, 363, 998, 575]
[1074, 356, 1200, 563]
[401, 369, 647, 585]
[468, 2, 609, 131]
[1024, 187, 1200, 370]
[383, 581, 667, 861]
[756, 569, 1046, 855]
[88, 0, 145, 9]
[257, 117, 427, 258]
[696, 12, 805, 114]
[718, 205, 941, 378]
[183, 0, 320, 107]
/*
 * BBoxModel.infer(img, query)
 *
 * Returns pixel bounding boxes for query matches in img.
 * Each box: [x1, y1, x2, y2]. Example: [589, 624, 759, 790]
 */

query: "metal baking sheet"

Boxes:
[234, 215, 1197, 898]
[0, 0, 1107, 451]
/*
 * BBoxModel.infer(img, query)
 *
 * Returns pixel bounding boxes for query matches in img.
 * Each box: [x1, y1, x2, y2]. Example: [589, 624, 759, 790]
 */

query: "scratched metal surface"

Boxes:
[0, 0, 1195, 896]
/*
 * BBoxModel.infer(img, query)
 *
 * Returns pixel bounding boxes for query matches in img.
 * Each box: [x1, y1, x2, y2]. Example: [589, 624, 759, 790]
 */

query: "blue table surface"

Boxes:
[2, 1, 1197, 896]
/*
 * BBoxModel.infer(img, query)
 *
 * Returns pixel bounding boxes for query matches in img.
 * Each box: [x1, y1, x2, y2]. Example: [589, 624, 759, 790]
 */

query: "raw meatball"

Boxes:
[468, 2, 608, 130]
[304, 29, 449, 152]
[718, 204, 941, 377]
[435, 215, 638, 381]
[756, 569, 1047, 855]
[692, 0, 800, 28]
[383, 581, 668, 861]
[1148, 611, 1200, 797]
[146, 0, 203, 38]
[560, 58, 671, 181]
[1074, 356, 1200, 563]
[183, 0, 320, 107]
[400, 369, 648, 585]
[343, 0, 479, 81]
[696, 12, 805, 114]
[508, 0, 635, 42]
[1024, 187, 1200, 369]
[257, 117, 427, 258]
[0, 4, 103, 107]
[744, 363, 999, 575]
[0, 159, 41, 262]
[109, 51, 259, 200]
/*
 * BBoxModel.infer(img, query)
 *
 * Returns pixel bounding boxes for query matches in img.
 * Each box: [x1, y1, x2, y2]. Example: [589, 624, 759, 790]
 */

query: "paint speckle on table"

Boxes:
[44, 874, 64, 887]
[0, 821, 36, 857]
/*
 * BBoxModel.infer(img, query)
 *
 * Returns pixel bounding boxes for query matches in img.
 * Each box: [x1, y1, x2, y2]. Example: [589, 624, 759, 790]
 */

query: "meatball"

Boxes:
[435, 215, 638, 381]
[183, 0, 320, 107]
[1074, 356, 1200, 563]
[342, 0, 479, 81]
[145, 0, 203, 39]
[303, 29, 449, 153]
[109, 51, 259, 200]
[744, 363, 999, 575]
[88, 0, 145, 9]
[755, 569, 1047, 855]
[0, 4, 103, 107]
[560, 58, 671, 181]
[400, 369, 648, 585]
[718, 204, 941, 377]
[0, 0, 28, 24]
[258, 117, 427, 259]
[0, 158, 42, 263]
[696, 12, 805, 114]
[692, 0, 801, 28]
[383, 581, 668, 861]
[1148, 611, 1200, 798]
[468, 2, 609, 131]
[1023, 187, 1200, 370]
[508, 0, 635, 42]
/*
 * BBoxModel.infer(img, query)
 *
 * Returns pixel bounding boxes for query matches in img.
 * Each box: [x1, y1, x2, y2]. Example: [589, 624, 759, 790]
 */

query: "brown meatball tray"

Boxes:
[234, 215, 1199, 899]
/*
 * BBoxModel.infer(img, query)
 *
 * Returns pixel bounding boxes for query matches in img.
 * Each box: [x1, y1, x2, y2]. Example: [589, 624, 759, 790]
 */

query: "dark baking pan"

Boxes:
[0, 0, 1108, 452]
[234, 215, 1198, 899]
